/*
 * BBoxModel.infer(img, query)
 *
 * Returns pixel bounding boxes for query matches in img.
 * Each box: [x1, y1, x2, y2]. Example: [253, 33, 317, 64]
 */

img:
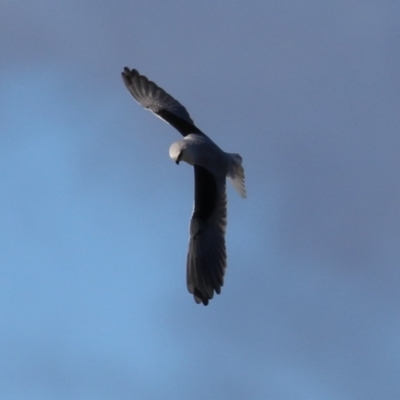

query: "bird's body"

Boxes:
[121, 67, 245, 305]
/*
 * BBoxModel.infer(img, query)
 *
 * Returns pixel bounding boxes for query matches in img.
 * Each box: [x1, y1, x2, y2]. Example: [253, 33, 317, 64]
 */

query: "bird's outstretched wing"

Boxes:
[187, 166, 227, 305]
[121, 67, 202, 137]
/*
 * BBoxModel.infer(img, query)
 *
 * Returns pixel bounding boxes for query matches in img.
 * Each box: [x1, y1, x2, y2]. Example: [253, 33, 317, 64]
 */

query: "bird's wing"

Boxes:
[187, 165, 227, 305]
[121, 67, 202, 137]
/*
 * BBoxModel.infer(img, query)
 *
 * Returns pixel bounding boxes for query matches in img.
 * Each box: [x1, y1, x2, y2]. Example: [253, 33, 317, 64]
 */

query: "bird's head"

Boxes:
[169, 141, 185, 165]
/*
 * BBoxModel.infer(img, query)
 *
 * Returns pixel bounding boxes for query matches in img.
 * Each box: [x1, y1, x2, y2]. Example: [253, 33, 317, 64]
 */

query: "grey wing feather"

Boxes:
[122, 68, 201, 136]
[187, 166, 227, 305]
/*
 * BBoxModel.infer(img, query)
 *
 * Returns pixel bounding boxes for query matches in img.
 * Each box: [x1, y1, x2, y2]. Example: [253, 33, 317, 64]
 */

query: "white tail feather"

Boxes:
[227, 153, 246, 198]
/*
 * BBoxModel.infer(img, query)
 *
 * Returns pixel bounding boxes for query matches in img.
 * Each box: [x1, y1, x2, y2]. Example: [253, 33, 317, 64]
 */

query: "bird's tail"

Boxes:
[227, 153, 246, 198]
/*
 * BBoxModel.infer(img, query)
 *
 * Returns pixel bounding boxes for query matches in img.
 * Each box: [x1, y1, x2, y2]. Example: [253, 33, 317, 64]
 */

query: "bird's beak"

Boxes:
[175, 152, 182, 165]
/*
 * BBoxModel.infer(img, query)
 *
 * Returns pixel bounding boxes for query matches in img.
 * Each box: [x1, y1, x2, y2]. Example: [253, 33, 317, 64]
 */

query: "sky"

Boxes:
[1, 0, 400, 399]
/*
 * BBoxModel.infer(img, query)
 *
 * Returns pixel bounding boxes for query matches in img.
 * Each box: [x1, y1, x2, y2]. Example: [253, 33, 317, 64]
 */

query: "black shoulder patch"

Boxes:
[157, 109, 203, 137]
[193, 165, 217, 222]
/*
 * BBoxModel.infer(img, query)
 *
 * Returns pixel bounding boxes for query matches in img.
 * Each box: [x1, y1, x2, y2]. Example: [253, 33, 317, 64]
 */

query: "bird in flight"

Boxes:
[121, 67, 246, 305]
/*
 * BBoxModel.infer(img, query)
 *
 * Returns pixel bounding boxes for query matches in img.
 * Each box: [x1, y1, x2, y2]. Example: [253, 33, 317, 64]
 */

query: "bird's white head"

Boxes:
[169, 141, 185, 165]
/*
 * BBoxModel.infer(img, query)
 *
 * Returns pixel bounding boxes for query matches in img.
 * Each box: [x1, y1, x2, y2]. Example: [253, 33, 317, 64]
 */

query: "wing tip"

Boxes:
[190, 285, 225, 306]
[121, 67, 138, 85]
[193, 290, 210, 306]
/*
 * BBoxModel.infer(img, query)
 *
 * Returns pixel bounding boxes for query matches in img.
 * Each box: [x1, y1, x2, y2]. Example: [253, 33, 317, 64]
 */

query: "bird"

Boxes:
[121, 67, 246, 305]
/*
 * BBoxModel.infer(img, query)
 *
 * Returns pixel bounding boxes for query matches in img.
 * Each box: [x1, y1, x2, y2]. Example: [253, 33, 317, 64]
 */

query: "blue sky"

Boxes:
[2, 1, 400, 399]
